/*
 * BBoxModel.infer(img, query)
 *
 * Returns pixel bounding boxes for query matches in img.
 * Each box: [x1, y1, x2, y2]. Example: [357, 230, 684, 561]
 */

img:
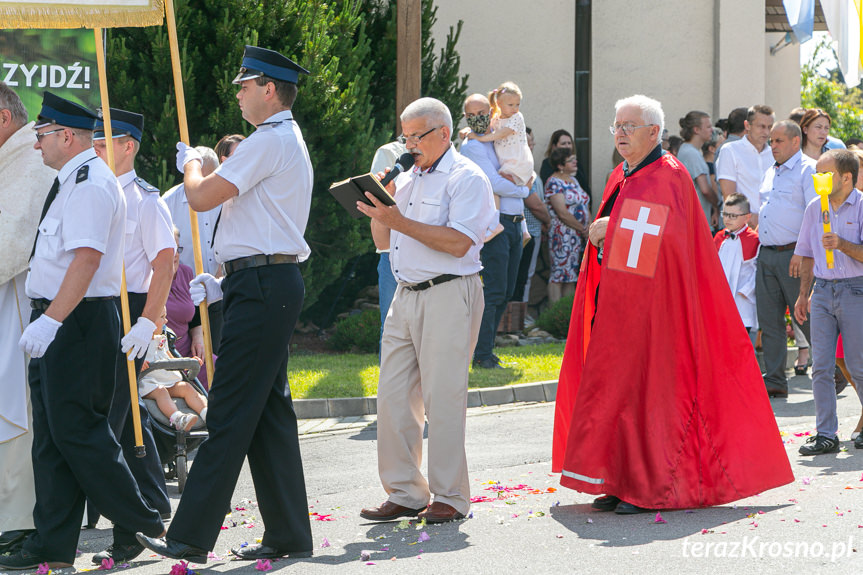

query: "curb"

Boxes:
[294, 380, 558, 420]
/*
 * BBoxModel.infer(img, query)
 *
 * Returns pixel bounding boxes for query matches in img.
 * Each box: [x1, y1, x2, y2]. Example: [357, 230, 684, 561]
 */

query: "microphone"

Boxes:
[379, 152, 415, 187]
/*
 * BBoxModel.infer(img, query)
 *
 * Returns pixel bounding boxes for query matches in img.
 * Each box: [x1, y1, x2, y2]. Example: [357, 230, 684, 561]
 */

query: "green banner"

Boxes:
[0, 29, 100, 121]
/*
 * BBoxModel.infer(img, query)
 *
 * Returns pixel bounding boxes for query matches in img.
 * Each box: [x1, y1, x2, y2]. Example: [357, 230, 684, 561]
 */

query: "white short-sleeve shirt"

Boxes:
[118, 170, 176, 293]
[389, 146, 497, 283]
[26, 149, 126, 300]
[212, 110, 312, 263]
[714, 136, 774, 215]
[162, 184, 221, 276]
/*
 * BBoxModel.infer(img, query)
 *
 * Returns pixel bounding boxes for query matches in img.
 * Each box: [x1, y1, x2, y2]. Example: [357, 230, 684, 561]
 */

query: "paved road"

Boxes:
[60, 374, 863, 574]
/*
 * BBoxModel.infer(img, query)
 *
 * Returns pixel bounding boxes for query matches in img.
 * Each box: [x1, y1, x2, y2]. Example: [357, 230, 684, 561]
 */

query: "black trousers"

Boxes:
[167, 263, 312, 551]
[208, 299, 224, 355]
[89, 294, 170, 544]
[25, 300, 163, 562]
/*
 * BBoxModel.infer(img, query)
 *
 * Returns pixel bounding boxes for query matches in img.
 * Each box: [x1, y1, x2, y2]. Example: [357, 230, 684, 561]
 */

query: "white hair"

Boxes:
[400, 97, 453, 131]
[614, 94, 665, 145]
[196, 145, 219, 173]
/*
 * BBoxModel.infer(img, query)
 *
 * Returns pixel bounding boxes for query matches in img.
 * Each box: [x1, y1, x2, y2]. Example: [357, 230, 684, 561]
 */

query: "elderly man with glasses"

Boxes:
[357, 97, 496, 524]
[552, 94, 793, 515]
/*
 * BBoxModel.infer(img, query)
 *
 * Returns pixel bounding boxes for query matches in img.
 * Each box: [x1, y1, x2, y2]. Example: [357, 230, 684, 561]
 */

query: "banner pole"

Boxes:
[164, 0, 215, 385]
[94, 28, 146, 457]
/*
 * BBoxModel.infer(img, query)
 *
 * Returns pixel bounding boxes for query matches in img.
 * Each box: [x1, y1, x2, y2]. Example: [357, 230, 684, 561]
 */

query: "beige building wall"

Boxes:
[713, 0, 766, 121]
[430, 0, 575, 166]
[765, 32, 802, 119]
[431, 1, 802, 206]
[591, 0, 716, 199]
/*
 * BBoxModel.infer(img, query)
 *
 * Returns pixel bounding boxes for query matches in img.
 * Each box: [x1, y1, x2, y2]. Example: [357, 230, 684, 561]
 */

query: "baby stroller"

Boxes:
[140, 328, 208, 493]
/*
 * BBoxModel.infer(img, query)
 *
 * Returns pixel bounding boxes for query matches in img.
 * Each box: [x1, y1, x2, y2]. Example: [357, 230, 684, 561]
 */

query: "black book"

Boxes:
[328, 173, 396, 219]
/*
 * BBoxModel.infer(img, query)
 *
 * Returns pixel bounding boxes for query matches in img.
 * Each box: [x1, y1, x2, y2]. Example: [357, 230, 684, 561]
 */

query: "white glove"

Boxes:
[190, 273, 223, 306]
[176, 142, 203, 174]
[19, 314, 62, 358]
[121, 317, 157, 359]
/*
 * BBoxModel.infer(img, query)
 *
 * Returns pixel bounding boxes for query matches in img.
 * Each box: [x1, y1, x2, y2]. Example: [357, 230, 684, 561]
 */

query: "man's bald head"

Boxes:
[463, 93, 489, 112]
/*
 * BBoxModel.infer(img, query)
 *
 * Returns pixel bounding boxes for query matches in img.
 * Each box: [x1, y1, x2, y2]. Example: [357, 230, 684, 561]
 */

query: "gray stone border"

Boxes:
[294, 380, 558, 420]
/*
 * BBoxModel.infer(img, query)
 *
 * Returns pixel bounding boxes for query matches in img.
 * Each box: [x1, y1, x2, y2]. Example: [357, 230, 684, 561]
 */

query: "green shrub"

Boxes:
[536, 295, 574, 339]
[327, 309, 380, 353]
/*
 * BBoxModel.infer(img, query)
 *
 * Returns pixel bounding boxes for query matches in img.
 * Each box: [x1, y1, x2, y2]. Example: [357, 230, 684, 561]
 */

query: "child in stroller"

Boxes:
[140, 332, 209, 431]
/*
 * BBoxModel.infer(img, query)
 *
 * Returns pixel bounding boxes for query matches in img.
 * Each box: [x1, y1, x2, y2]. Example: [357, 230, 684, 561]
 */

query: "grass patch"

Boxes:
[288, 342, 565, 399]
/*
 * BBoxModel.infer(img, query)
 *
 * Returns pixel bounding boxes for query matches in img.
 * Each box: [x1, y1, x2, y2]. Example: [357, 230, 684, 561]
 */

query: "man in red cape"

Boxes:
[552, 95, 793, 514]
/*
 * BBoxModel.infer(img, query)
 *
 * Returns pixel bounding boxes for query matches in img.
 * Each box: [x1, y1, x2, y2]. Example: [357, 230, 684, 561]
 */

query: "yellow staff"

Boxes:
[812, 172, 834, 269]
[164, 0, 216, 384]
[94, 29, 146, 456]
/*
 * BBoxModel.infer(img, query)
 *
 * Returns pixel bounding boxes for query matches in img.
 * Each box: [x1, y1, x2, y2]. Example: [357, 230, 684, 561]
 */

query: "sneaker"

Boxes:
[798, 434, 840, 455]
[172, 413, 198, 432]
[473, 357, 503, 370]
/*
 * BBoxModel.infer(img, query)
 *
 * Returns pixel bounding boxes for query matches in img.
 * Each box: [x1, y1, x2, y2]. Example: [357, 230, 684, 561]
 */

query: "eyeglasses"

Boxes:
[176, 246, 184, 254]
[34, 128, 65, 142]
[720, 212, 750, 219]
[397, 126, 439, 146]
[608, 123, 653, 136]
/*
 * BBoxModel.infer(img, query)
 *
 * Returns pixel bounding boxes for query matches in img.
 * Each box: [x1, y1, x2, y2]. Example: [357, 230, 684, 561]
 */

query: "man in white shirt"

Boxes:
[91, 108, 175, 562]
[716, 105, 775, 228]
[162, 146, 224, 352]
[137, 45, 314, 563]
[357, 97, 496, 524]
[1, 92, 164, 570]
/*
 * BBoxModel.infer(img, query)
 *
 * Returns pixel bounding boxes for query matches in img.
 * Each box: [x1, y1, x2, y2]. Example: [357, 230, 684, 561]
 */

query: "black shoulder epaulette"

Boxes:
[76, 165, 89, 183]
[134, 177, 160, 194]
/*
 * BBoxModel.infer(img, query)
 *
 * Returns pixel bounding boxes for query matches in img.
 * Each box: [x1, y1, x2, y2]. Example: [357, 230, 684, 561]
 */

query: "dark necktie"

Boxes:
[29, 177, 60, 261]
[724, 229, 737, 239]
[211, 207, 222, 246]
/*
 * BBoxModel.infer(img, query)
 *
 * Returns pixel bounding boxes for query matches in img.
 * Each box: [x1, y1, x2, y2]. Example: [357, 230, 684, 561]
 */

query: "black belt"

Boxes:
[31, 296, 116, 311]
[500, 214, 525, 223]
[223, 254, 299, 276]
[762, 242, 796, 252]
[403, 274, 461, 291]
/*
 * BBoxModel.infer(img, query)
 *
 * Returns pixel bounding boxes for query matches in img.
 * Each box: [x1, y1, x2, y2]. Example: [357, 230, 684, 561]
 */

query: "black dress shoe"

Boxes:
[0, 530, 34, 553]
[92, 543, 145, 564]
[230, 544, 313, 560]
[0, 548, 72, 570]
[614, 501, 651, 515]
[765, 386, 788, 398]
[135, 533, 208, 563]
[855, 434, 863, 450]
[591, 495, 621, 512]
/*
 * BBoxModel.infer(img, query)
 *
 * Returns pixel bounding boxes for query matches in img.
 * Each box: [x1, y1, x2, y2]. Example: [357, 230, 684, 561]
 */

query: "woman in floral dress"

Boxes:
[544, 147, 591, 303]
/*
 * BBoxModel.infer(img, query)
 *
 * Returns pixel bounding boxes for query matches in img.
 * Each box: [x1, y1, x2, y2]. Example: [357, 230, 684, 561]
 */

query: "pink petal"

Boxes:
[654, 512, 667, 524]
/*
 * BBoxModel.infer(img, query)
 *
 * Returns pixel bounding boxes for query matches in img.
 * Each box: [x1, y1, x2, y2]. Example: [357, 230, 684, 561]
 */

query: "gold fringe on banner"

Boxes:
[0, 1, 164, 29]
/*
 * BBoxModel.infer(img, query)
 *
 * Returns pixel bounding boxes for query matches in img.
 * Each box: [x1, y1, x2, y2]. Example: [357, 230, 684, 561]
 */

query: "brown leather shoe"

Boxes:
[417, 501, 465, 524]
[360, 501, 427, 522]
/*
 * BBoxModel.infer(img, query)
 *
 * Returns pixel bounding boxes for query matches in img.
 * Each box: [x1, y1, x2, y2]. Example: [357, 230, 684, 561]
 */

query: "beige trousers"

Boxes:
[376, 274, 483, 515]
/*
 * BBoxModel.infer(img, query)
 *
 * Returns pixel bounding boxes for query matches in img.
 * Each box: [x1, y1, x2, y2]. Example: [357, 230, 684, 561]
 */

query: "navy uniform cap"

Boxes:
[94, 108, 144, 142]
[232, 45, 310, 85]
[36, 91, 97, 131]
